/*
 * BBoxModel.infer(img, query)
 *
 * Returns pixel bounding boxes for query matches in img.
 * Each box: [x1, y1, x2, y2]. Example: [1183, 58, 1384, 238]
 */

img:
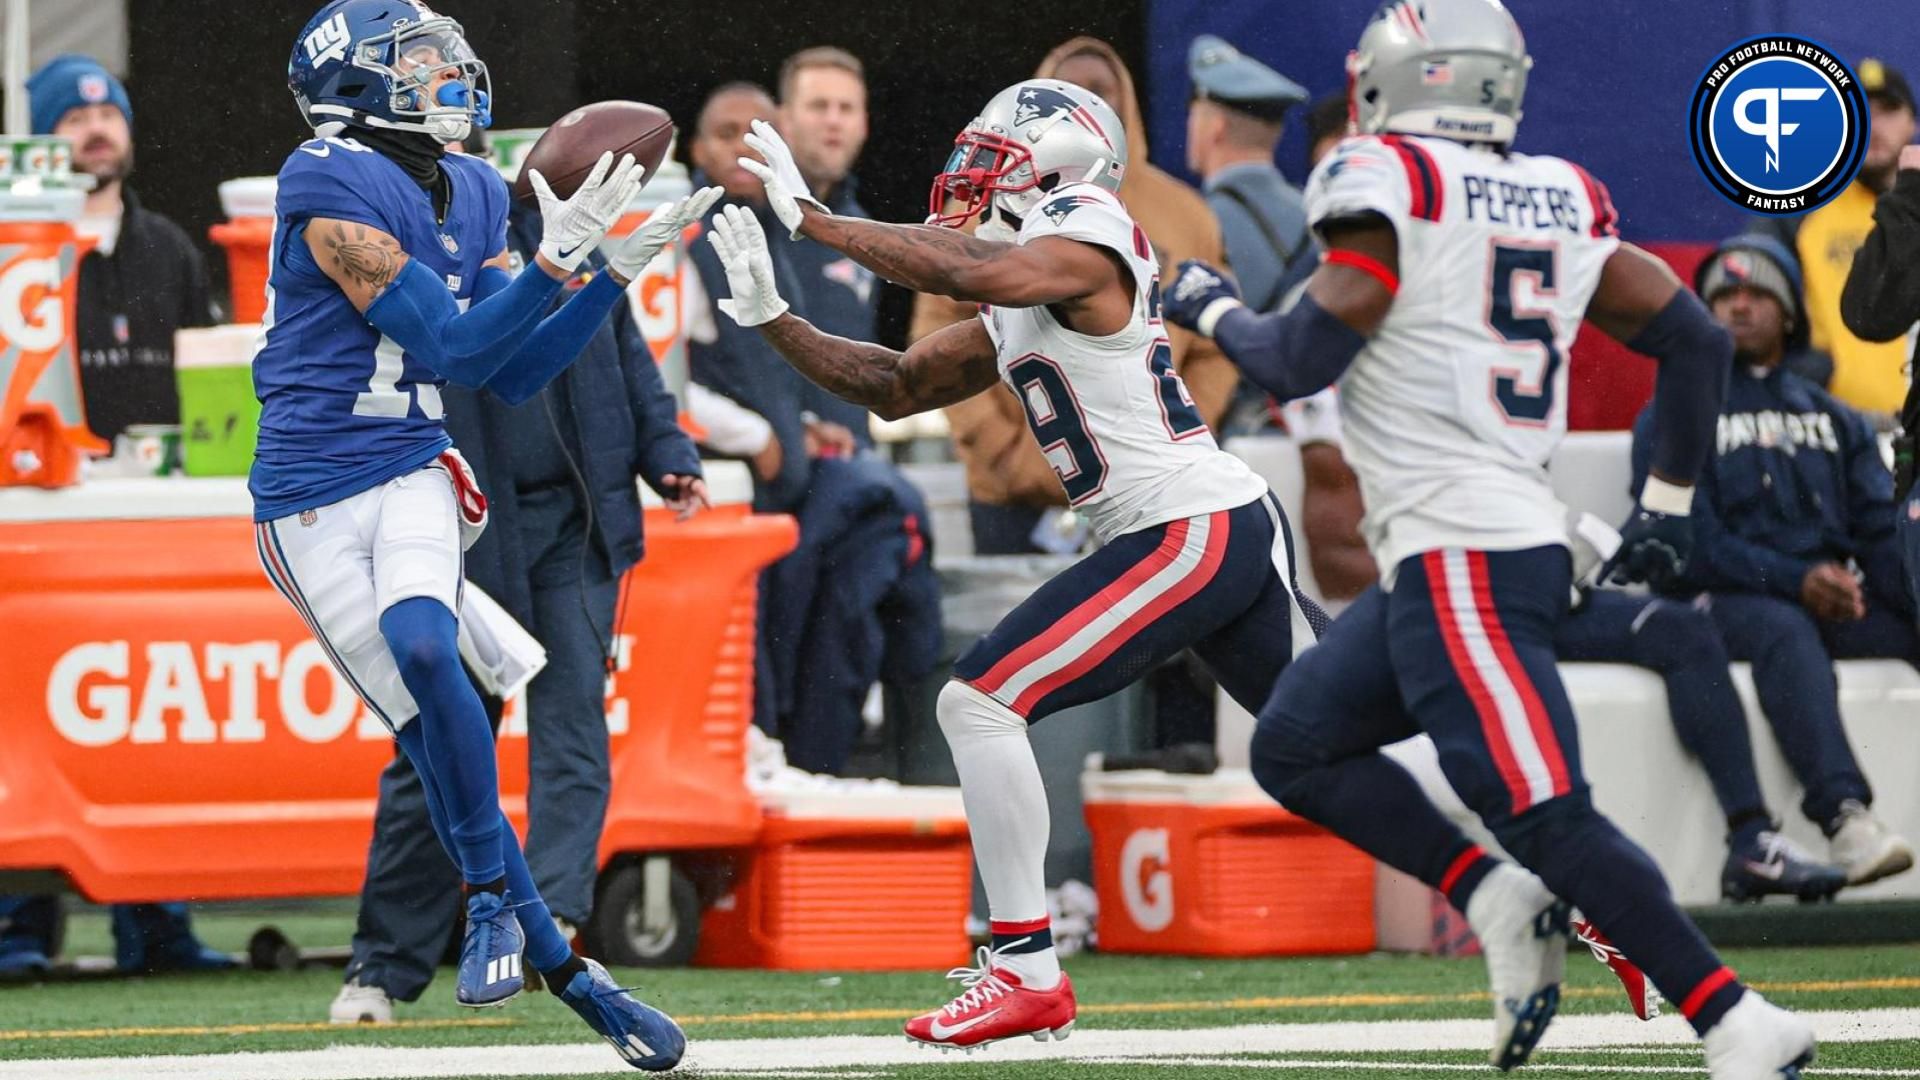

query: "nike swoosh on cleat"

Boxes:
[1745, 858, 1788, 881]
[927, 1008, 1003, 1041]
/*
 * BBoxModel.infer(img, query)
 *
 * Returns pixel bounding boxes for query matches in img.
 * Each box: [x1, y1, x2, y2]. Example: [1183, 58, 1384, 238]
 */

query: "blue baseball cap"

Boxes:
[1188, 35, 1307, 123]
[28, 54, 132, 136]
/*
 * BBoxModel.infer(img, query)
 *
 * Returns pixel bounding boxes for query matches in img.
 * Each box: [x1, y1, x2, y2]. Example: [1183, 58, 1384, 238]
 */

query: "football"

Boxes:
[510, 100, 676, 202]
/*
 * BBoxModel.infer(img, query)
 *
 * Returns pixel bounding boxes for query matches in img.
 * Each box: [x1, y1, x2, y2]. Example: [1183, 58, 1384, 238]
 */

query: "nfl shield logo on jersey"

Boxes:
[440, 233, 460, 255]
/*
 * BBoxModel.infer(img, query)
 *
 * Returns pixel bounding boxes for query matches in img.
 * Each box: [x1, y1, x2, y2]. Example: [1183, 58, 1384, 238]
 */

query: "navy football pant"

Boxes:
[1254, 546, 1744, 1033]
[1553, 591, 1768, 833]
[954, 495, 1326, 722]
[1700, 590, 1917, 827]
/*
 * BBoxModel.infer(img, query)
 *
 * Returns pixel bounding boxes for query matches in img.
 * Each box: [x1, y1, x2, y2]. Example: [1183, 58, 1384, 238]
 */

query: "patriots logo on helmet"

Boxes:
[1013, 85, 1081, 128]
[1040, 193, 1102, 226]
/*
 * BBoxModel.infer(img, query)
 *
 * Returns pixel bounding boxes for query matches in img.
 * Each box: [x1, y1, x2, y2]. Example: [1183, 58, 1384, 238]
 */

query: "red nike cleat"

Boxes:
[1572, 916, 1663, 1021]
[903, 947, 1077, 1051]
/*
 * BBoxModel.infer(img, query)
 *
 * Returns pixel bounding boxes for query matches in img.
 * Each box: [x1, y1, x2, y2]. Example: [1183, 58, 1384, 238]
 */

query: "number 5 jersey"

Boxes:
[248, 136, 509, 522]
[980, 183, 1267, 544]
[1305, 134, 1621, 581]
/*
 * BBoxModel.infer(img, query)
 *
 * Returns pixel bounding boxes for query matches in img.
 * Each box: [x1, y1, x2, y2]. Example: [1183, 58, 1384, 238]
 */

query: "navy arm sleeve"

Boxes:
[363, 257, 563, 388]
[1627, 288, 1732, 485]
[1842, 169, 1920, 342]
[1210, 292, 1368, 404]
[483, 270, 633, 406]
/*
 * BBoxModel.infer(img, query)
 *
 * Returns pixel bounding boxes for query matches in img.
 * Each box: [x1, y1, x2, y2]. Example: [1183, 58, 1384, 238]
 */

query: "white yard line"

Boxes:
[2, 1009, 1914, 1080]
[1082, 1060, 1920, 1077]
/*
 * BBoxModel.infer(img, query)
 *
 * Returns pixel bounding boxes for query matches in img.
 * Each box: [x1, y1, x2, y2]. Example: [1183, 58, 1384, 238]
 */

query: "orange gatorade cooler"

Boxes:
[0, 177, 106, 489]
[695, 785, 974, 970]
[1083, 769, 1376, 956]
[210, 178, 277, 325]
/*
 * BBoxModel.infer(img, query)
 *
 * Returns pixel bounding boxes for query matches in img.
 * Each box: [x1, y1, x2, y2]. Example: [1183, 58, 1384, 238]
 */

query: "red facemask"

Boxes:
[927, 129, 1040, 228]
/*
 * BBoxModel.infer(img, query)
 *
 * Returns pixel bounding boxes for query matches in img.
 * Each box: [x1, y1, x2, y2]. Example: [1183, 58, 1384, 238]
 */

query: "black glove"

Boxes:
[1600, 506, 1694, 589]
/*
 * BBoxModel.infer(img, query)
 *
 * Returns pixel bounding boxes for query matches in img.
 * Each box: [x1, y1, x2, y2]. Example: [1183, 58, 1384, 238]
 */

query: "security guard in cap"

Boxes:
[1186, 35, 1311, 317]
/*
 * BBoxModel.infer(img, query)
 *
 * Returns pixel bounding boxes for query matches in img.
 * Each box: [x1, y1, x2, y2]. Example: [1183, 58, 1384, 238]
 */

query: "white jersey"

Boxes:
[980, 183, 1266, 543]
[1303, 134, 1622, 582]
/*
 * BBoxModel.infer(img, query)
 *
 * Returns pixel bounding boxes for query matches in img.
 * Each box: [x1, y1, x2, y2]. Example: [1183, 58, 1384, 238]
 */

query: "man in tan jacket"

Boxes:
[911, 36, 1239, 554]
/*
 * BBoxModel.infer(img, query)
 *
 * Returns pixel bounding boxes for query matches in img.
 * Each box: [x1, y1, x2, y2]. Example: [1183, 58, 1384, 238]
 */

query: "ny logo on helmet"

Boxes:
[303, 11, 351, 66]
[1013, 86, 1082, 128]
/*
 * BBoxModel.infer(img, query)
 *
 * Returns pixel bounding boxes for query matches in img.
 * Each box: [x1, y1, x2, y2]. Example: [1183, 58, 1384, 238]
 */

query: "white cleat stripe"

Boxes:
[626, 1033, 656, 1058]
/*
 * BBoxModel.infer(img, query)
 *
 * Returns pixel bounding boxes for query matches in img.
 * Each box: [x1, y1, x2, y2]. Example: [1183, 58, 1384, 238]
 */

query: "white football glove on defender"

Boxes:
[738, 119, 828, 238]
[707, 205, 790, 327]
[604, 185, 725, 282]
[527, 151, 645, 273]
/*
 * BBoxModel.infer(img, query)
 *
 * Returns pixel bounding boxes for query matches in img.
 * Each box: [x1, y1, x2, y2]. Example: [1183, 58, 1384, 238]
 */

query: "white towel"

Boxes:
[457, 583, 547, 699]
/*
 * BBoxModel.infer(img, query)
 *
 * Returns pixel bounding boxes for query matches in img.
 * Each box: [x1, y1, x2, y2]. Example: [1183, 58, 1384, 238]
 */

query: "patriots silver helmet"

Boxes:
[929, 78, 1127, 233]
[1348, 0, 1531, 147]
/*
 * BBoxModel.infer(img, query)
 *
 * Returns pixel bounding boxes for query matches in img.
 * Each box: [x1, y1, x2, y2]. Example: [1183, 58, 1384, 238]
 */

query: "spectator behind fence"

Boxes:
[1630, 234, 1916, 888]
[1839, 117, 1920, 608]
[1186, 35, 1312, 315]
[330, 174, 708, 1024]
[685, 72, 942, 775]
[1754, 58, 1915, 421]
[775, 47, 884, 444]
[0, 56, 230, 981]
[913, 35, 1237, 557]
[30, 54, 213, 444]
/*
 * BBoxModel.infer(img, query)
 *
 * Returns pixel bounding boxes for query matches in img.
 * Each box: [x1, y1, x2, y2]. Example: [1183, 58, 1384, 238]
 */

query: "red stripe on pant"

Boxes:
[1679, 966, 1739, 1020]
[1007, 511, 1230, 716]
[1466, 550, 1571, 799]
[972, 518, 1195, 702]
[1438, 845, 1489, 897]
[1424, 550, 1531, 816]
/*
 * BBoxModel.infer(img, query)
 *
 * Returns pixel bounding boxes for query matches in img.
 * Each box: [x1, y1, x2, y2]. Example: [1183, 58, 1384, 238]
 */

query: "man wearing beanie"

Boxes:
[0, 56, 227, 979]
[1630, 235, 1916, 888]
[28, 53, 212, 443]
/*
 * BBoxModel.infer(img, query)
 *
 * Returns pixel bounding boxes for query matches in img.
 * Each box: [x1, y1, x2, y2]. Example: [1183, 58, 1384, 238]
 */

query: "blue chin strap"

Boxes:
[436, 81, 491, 129]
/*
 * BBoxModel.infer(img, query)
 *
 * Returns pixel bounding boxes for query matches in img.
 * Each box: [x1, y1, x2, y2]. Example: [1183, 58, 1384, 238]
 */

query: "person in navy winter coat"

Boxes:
[1631, 234, 1915, 888]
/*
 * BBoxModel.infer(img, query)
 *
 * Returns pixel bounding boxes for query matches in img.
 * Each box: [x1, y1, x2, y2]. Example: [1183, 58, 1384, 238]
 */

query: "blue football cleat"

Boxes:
[1722, 829, 1848, 903]
[560, 958, 686, 1071]
[456, 891, 524, 1008]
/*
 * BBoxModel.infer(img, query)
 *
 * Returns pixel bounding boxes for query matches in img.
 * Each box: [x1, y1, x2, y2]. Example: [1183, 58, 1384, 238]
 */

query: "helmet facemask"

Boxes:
[928, 128, 1042, 231]
[353, 17, 491, 144]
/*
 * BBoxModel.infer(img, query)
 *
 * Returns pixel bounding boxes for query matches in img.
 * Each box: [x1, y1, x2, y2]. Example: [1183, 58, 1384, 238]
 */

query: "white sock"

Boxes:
[938, 681, 1061, 990]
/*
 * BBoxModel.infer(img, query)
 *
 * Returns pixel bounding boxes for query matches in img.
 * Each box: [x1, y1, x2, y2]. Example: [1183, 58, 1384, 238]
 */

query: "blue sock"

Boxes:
[390, 651, 573, 975]
[382, 598, 504, 884]
[1496, 796, 1745, 1035]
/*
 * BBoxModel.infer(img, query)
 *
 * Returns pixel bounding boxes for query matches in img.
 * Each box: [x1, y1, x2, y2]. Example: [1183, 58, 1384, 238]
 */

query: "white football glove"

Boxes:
[527, 151, 645, 273]
[604, 185, 725, 282]
[707, 205, 790, 327]
[738, 118, 828, 238]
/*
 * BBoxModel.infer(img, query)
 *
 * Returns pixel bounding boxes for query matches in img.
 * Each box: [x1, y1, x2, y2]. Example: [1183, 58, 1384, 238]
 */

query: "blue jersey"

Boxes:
[249, 135, 508, 521]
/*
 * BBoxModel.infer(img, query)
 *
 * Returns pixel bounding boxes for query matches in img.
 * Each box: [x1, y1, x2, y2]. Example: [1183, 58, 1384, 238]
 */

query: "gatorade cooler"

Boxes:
[1083, 769, 1376, 956]
[0, 140, 104, 489]
[174, 324, 263, 476]
[211, 178, 277, 325]
[694, 786, 974, 970]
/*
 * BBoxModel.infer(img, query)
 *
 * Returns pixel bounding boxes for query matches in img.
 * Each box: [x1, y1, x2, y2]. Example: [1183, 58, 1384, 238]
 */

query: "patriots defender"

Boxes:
[1165, 1, 1813, 1076]
[253, 2, 717, 1069]
[708, 78, 1504, 1053]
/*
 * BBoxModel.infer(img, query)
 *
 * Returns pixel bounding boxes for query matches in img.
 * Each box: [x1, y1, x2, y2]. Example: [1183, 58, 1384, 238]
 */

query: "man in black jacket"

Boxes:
[30, 54, 212, 442]
[330, 191, 705, 1023]
[1840, 138, 1920, 610]
[1635, 236, 1915, 888]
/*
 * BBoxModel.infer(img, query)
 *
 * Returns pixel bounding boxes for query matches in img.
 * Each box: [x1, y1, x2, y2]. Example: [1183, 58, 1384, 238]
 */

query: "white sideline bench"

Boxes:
[1224, 432, 1920, 905]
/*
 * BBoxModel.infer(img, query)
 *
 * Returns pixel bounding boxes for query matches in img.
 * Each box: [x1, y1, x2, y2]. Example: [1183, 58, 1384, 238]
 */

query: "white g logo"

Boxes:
[1733, 86, 1828, 172]
[0, 256, 63, 353]
[1120, 828, 1174, 932]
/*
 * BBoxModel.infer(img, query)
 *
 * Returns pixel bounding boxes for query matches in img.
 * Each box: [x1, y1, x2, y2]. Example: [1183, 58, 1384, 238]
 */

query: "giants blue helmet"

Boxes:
[288, 0, 491, 145]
